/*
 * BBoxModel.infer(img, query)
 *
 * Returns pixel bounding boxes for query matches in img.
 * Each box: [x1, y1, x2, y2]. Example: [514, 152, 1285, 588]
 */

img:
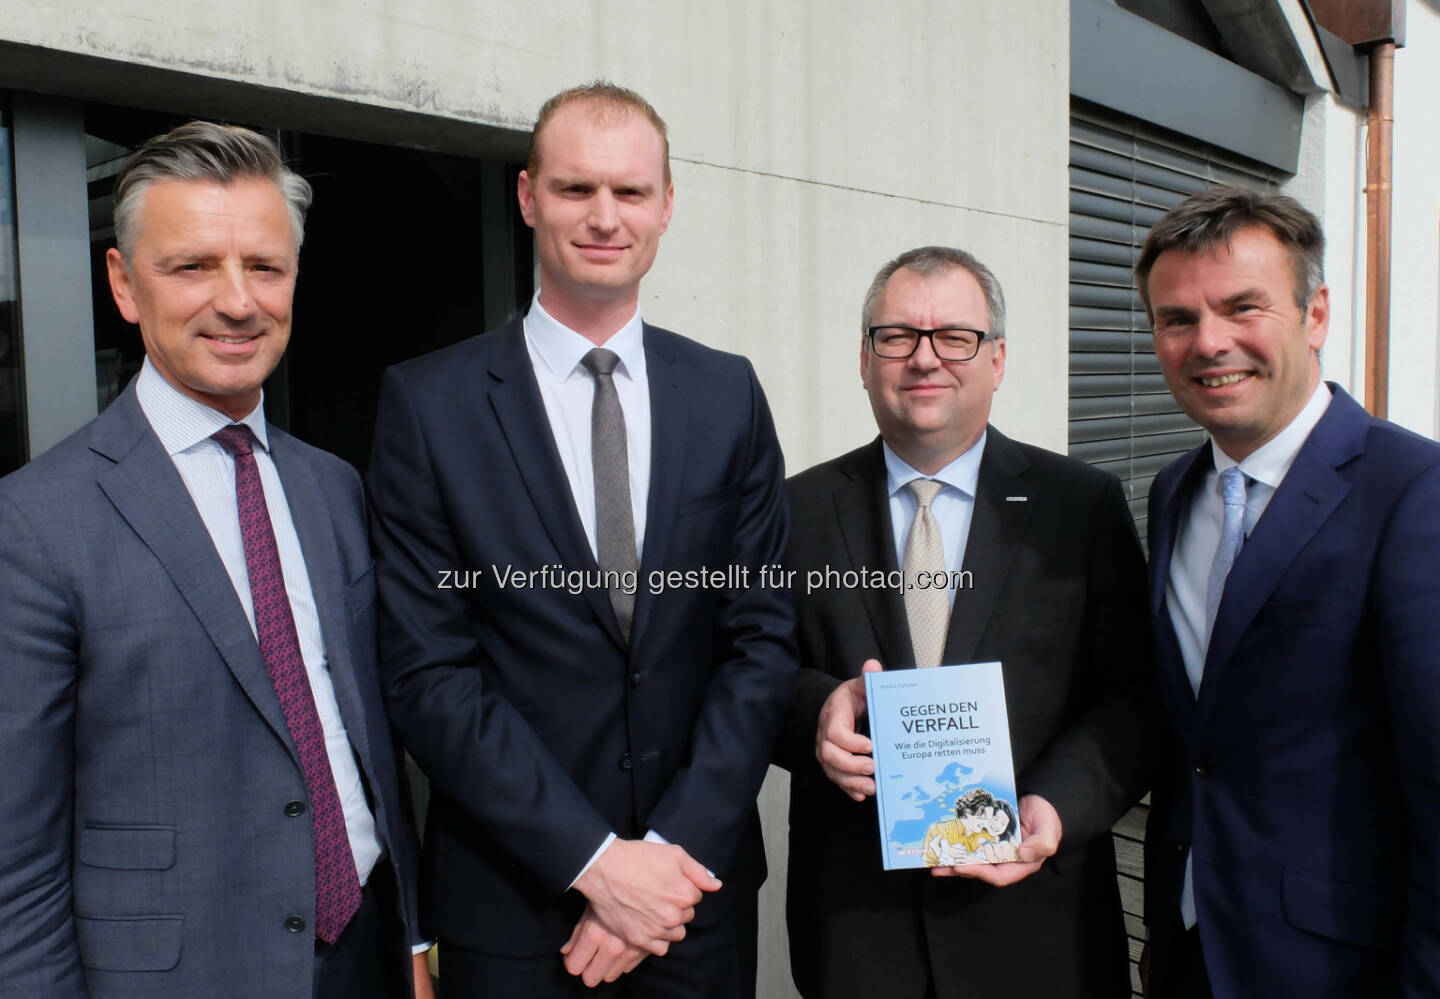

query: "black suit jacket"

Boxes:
[367, 317, 797, 955]
[777, 431, 1158, 999]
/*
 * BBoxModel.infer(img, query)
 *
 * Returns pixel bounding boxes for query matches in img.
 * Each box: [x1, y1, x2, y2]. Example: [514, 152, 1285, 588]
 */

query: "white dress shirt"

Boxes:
[524, 294, 651, 562]
[883, 433, 986, 610]
[135, 359, 382, 886]
[1166, 379, 1331, 928]
[523, 294, 665, 884]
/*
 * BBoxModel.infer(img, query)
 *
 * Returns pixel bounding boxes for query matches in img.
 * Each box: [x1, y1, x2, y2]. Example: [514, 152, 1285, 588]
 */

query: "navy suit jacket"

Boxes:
[366, 317, 796, 955]
[1145, 385, 1440, 998]
[0, 384, 421, 996]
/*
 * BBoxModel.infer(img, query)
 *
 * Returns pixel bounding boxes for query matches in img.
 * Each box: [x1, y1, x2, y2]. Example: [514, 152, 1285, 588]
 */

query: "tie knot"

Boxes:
[907, 478, 943, 509]
[581, 348, 621, 379]
[1219, 466, 1247, 508]
[212, 425, 255, 458]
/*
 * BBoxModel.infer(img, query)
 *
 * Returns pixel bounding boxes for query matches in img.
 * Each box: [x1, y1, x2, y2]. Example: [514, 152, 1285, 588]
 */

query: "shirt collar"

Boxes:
[135, 356, 270, 456]
[882, 431, 987, 501]
[524, 293, 647, 383]
[1210, 380, 1332, 488]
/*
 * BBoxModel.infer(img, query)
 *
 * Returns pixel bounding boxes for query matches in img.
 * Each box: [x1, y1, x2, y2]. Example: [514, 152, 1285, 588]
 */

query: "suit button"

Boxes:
[620, 754, 633, 770]
[1194, 759, 1213, 777]
[284, 915, 306, 933]
[284, 800, 306, 817]
[630, 671, 643, 686]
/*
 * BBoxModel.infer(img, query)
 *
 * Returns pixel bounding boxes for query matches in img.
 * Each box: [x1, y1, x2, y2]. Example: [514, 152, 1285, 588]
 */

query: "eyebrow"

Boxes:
[548, 175, 656, 195]
[1217, 287, 1270, 308]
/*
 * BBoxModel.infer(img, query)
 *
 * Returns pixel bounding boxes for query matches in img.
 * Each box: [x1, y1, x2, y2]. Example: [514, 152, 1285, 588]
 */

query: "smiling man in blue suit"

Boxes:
[0, 123, 429, 996]
[367, 83, 795, 998]
[1139, 187, 1440, 998]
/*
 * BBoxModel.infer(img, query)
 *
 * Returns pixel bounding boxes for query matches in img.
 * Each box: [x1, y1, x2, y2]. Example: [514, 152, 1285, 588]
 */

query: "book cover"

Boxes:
[864, 661, 1021, 870]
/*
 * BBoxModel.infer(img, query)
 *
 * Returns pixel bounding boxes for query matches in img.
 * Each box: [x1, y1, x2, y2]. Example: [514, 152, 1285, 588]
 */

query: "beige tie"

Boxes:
[903, 479, 949, 669]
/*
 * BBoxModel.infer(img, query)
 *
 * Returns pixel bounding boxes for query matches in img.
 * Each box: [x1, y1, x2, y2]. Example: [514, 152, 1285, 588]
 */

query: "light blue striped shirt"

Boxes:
[883, 433, 986, 610]
[135, 359, 381, 886]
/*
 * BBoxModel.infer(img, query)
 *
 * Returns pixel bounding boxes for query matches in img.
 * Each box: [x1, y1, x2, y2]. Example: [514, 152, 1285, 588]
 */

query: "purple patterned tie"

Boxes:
[212, 425, 361, 944]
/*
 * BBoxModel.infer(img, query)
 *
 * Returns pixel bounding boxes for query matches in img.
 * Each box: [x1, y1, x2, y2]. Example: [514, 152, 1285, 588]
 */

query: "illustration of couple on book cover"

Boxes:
[921, 786, 1020, 867]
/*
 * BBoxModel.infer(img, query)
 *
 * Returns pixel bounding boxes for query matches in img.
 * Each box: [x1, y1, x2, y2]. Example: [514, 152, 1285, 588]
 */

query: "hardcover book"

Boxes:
[864, 661, 1021, 870]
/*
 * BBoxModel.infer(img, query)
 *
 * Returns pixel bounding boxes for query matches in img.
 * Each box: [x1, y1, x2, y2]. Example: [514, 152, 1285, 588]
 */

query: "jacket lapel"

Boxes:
[485, 319, 624, 648]
[1149, 444, 1211, 721]
[269, 432, 373, 774]
[1196, 388, 1365, 724]
[630, 325, 687, 650]
[941, 428, 1031, 665]
[833, 439, 912, 672]
[90, 388, 296, 760]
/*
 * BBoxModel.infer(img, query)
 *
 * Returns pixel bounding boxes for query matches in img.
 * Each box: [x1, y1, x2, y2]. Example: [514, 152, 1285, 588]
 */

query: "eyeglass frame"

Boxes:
[865, 325, 993, 362]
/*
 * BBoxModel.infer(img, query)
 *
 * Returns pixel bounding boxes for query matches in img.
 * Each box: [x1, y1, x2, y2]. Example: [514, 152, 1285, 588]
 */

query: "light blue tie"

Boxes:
[1182, 465, 1248, 929]
[1203, 466, 1248, 642]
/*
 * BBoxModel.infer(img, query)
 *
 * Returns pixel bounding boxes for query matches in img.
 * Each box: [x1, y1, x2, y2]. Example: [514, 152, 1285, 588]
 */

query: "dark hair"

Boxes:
[113, 121, 311, 260]
[954, 786, 998, 819]
[990, 797, 1018, 842]
[527, 81, 670, 184]
[1135, 185, 1324, 319]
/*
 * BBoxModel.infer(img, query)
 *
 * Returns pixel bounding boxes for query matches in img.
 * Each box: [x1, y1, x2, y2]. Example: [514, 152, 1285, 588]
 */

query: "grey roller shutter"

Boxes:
[1067, 104, 1282, 539]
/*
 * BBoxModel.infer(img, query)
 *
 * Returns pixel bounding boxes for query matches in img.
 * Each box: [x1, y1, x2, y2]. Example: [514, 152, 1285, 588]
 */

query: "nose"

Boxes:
[1191, 313, 1234, 358]
[587, 189, 619, 234]
[212, 261, 256, 321]
[907, 333, 943, 371]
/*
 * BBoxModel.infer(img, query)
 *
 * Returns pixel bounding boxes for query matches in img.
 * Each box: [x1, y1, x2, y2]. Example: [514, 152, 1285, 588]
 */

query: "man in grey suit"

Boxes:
[0, 122, 430, 997]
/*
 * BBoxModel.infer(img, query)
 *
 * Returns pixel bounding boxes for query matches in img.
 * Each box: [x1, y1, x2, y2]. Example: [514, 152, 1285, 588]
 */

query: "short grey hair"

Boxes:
[860, 246, 1007, 340]
[113, 121, 313, 261]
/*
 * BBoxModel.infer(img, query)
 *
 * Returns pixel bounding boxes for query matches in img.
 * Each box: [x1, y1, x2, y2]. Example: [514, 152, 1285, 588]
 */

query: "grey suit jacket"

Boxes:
[0, 383, 421, 997]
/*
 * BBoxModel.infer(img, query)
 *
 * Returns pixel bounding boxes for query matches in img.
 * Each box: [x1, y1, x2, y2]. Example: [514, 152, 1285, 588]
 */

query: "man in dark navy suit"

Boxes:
[367, 82, 795, 998]
[1140, 187, 1440, 998]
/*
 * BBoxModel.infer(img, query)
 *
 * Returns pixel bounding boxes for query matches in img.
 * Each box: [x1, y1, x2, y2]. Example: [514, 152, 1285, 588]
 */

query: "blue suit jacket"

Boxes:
[1145, 385, 1440, 997]
[0, 385, 421, 997]
[366, 317, 797, 955]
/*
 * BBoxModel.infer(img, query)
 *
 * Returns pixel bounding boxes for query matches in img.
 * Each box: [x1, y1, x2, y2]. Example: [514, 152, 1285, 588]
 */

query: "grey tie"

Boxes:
[902, 479, 949, 669]
[582, 348, 637, 640]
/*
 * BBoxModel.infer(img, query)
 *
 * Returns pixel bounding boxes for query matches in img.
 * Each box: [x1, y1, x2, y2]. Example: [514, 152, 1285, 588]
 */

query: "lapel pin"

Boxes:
[1005, 496, 1028, 502]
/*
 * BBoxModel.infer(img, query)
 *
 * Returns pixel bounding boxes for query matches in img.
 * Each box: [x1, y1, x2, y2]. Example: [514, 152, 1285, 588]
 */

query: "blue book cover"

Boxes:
[864, 661, 1020, 870]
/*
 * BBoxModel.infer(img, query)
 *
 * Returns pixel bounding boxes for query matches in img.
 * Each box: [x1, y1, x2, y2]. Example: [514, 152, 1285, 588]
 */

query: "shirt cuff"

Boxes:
[411, 942, 434, 956]
[568, 831, 617, 889]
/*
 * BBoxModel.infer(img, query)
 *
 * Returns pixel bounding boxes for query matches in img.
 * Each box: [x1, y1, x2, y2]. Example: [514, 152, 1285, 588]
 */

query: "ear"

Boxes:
[517, 170, 538, 229]
[988, 336, 1007, 391]
[1305, 284, 1330, 352]
[105, 247, 141, 325]
[658, 181, 675, 236]
[859, 336, 871, 389]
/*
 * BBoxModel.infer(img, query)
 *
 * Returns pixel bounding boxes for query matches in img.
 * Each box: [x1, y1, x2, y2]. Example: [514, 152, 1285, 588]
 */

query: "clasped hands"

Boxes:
[563, 837, 721, 987]
[816, 658, 1062, 887]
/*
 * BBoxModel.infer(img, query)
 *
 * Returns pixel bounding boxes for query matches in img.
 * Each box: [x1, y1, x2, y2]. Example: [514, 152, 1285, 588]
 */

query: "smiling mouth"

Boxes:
[203, 333, 259, 345]
[1197, 372, 1250, 387]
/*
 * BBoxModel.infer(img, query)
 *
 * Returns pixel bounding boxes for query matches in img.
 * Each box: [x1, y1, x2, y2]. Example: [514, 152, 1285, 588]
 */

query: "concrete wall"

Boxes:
[1283, 92, 1364, 398]
[0, 3, 1073, 996]
[1283, 0, 1440, 438]
[1387, 0, 1440, 438]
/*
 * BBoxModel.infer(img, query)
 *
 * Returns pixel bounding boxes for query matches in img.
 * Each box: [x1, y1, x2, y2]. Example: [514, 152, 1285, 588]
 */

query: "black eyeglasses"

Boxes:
[866, 325, 991, 361]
